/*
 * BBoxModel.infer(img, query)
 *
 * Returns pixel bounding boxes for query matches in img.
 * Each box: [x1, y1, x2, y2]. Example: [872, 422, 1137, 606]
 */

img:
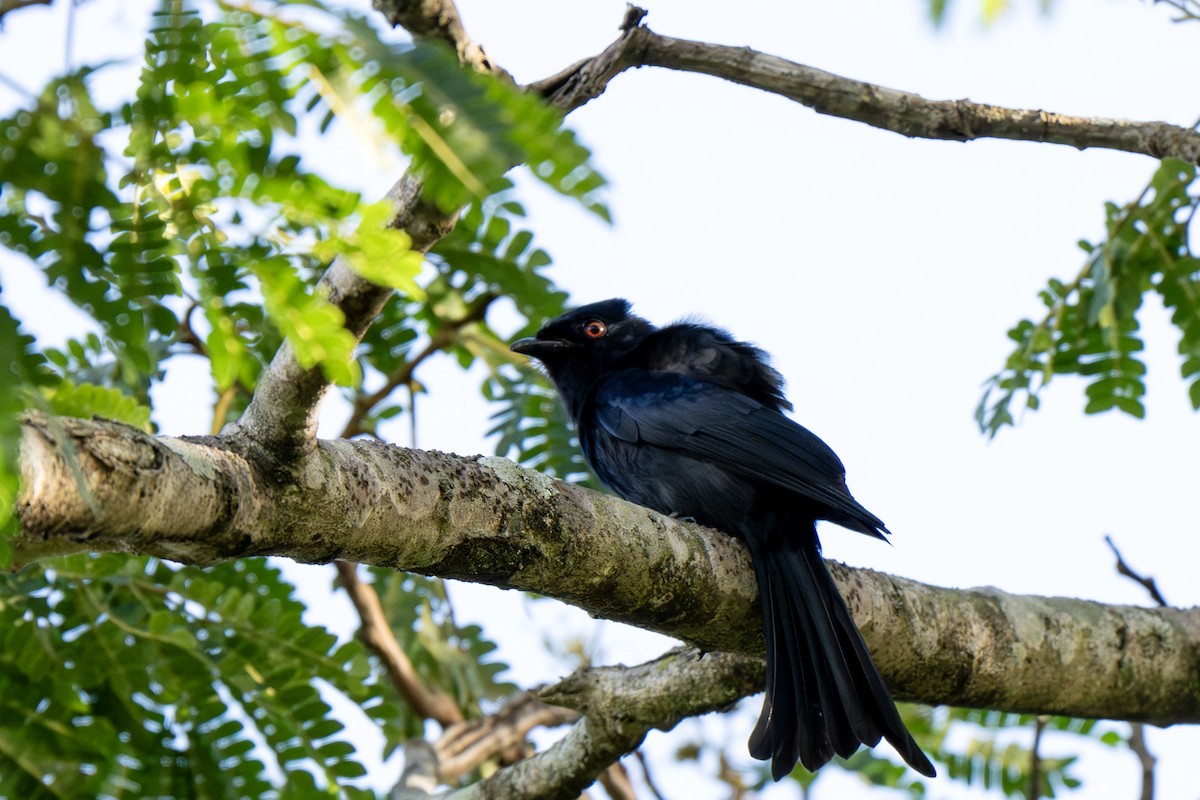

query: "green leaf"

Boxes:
[43, 380, 153, 432]
[980, 159, 1197, 435]
[254, 259, 361, 387]
[314, 199, 425, 296]
[249, 4, 608, 217]
[0, 297, 50, 565]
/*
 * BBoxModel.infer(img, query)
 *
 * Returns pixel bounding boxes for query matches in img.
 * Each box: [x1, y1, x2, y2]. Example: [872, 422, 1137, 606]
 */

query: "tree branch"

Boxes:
[442, 649, 759, 800]
[435, 692, 578, 782]
[1107, 534, 1169, 800]
[527, 22, 1200, 166]
[340, 293, 497, 440]
[336, 560, 465, 725]
[16, 413, 1200, 726]
[371, 0, 508, 79]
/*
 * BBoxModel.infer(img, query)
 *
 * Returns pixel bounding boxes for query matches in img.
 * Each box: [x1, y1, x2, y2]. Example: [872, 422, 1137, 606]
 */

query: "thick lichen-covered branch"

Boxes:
[16, 413, 1200, 725]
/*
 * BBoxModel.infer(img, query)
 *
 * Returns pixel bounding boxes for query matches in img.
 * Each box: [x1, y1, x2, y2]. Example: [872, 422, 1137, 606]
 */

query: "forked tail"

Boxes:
[746, 531, 935, 780]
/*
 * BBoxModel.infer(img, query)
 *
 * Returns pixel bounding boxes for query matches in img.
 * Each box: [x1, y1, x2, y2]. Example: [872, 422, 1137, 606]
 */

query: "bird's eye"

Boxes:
[582, 320, 607, 339]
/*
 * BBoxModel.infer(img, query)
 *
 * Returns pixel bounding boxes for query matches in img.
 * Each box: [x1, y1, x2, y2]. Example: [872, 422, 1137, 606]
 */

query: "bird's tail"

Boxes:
[745, 530, 936, 780]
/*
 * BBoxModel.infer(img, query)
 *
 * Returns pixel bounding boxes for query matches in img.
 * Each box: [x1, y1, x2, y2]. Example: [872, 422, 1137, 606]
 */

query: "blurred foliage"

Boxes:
[683, 703, 1122, 797]
[927, 0, 1053, 27]
[0, 0, 603, 794]
[978, 159, 1199, 436]
[0, 556, 400, 799]
[0, 292, 52, 562]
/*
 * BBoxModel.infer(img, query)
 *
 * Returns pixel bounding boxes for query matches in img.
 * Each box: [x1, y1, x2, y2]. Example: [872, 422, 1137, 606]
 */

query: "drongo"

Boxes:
[511, 298, 934, 780]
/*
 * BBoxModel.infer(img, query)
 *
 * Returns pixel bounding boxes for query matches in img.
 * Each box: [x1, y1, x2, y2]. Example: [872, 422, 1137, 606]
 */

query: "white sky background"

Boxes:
[2, 1, 1199, 798]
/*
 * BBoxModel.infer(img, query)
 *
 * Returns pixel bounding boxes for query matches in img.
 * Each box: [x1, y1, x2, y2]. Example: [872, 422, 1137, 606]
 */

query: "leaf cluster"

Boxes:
[0, 556, 403, 798]
[978, 159, 1199, 435]
[0, 0, 608, 794]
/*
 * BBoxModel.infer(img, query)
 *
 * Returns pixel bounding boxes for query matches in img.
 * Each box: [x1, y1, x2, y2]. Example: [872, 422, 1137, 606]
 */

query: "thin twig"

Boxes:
[1028, 716, 1046, 800]
[1105, 535, 1168, 800]
[335, 561, 465, 726]
[1105, 535, 1169, 607]
[633, 750, 666, 800]
[339, 293, 497, 439]
[1128, 722, 1157, 800]
[596, 761, 637, 800]
[1154, 0, 1200, 22]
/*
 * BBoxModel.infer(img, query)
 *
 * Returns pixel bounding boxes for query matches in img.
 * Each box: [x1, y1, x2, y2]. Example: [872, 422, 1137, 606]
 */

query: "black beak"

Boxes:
[510, 337, 566, 359]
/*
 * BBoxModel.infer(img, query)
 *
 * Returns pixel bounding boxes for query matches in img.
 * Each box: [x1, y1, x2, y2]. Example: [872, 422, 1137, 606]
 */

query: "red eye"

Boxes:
[583, 320, 607, 339]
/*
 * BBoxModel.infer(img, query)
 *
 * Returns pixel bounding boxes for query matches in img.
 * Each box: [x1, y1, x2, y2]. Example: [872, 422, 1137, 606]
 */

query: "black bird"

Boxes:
[511, 299, 934, 780]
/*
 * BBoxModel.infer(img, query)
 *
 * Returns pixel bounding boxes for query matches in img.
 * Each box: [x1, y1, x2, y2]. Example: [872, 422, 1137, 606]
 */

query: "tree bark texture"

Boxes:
[16, 413, 1200, 727]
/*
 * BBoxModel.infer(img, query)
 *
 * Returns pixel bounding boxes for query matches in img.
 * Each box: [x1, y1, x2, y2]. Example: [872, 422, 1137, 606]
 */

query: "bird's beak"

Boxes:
[510, 337, 565, 359]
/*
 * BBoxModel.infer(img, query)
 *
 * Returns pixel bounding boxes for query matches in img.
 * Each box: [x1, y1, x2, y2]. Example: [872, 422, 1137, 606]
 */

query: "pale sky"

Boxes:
[1, 1, 1198, 798]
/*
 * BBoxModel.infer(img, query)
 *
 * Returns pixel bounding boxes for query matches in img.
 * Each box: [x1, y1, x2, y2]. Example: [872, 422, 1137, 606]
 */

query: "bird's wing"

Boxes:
[589, 370, 887, 534]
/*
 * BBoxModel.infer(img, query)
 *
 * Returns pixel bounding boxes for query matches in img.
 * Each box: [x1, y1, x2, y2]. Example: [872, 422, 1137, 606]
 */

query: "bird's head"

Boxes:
[511, 298, 655, 417]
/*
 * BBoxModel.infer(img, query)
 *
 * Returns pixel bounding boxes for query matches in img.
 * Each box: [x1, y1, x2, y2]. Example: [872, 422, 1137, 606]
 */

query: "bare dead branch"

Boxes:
[435, 692, 579, 783]
[1105, 534, 1170, 607]
[528, 21, 1200, 166]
